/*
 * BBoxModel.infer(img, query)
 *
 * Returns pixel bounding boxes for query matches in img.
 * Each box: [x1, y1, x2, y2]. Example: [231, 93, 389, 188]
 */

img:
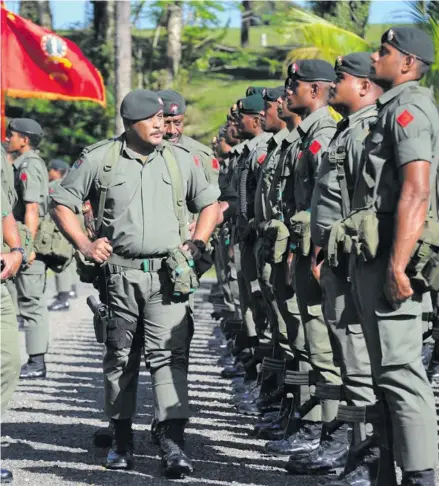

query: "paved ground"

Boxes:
[2, 278, 439, 485]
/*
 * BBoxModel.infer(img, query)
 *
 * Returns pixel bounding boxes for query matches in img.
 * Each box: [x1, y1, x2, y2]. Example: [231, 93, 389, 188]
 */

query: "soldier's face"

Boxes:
[164, 114, 185, 143]
[5, 130, 26, 153]
[329, 72, 359, 108]
[48, 168, 62, 181]
[131, 111, 164, 146]
[370, 43, 401, 84]
[285, 79, 309, 111]
[238, 112, 260, 138]
[225, 122, 239, 145]
[263, 100, 282, 132]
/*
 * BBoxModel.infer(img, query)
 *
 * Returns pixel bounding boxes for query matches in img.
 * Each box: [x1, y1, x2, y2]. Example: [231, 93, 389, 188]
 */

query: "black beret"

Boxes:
[288, 59, 336, 82]
[335, 52, 373, 78]
[238, 94, 265, 114]
[120, 89, 164, 121]
[48, 159, 70, 171]
[8, 118, 43, 137]
[157, 89, 187, 116]
[381, 26, 434, 65]
[246, 86, 265, 96]
[263, 86, 284, 101]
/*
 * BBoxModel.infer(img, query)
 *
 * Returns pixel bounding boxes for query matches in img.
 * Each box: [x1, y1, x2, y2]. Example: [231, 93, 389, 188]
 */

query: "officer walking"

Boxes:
[50, 90, 220, 478]
[47, 159, 78, 312]
[5, 119, 49, 379]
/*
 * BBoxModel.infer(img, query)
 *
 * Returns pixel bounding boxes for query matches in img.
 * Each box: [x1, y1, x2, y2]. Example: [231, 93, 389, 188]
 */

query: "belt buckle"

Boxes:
[141, 259, 150, 272]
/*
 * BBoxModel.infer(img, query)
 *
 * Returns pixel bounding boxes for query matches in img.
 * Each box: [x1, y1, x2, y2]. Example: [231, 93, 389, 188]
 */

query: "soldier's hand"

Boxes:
[384, 267, 413, 310]
[188, 221, 196, 238]
[28, 251, 36, 266]
[1, 251, 23, 281]
[286, 250, 295, 287]
[80, 237, 113, 264]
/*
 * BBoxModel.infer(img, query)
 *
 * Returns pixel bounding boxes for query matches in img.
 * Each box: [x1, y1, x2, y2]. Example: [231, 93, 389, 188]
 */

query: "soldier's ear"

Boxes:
[401, 54, 416, 75]
[359, 78, 371, 97]
[310, 82, 319, 99]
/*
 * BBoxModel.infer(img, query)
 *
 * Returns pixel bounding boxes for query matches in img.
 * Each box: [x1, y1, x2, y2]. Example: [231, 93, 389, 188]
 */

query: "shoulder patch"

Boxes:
[212, 158, 220, 170]
[49, 187, 55, 194]
[396, 110, 414, 128]
[257, 153, 266, 165]
[193, 155, 200, 167]
[309, 140, 322, 155]
[20, 172, 27, 181]
[73, 159, 84, 169]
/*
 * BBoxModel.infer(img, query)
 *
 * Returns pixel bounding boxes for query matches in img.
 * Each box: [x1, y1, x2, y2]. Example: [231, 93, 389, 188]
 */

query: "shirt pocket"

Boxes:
[105, 173, 131, 219]
[161, 171, 175, 212]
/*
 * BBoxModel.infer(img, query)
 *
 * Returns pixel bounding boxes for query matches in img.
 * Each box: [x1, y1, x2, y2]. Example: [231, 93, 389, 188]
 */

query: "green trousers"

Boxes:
[294, 254, 341, 423]
[1, 283, 20, 413]
[55, 257, 79, 294]
[100, 265, 192, 423]
[350, 253, 437, 472]
[320, 261, 374, 407]
[16, 258, 49, 356]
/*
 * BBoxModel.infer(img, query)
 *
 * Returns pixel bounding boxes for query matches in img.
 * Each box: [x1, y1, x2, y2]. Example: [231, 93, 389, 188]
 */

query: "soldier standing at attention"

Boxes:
[47, 159, 78, 312]
[347, 27, 438, 486]
[5, 119, 49, 379]
[50, 90, 220, 478]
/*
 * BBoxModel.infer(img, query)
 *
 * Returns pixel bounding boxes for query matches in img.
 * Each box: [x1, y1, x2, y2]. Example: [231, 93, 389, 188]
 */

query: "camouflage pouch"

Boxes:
[407, 217, 439, 292]
[289, 210, 311, 256]
[165, 247, 200, 297]
[74, 250, 99, 284]
[34, 216, 74, 268]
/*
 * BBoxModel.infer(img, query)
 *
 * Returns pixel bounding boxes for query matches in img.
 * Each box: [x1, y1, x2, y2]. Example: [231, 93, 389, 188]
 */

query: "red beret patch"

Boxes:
[309, 140, 322, 155]
[397, 110, 414, 128]
[212, 158, 220, 170]
[20, 172, 27, 181]
[193, 156, 200, 167]
[257, 153, 266, 165]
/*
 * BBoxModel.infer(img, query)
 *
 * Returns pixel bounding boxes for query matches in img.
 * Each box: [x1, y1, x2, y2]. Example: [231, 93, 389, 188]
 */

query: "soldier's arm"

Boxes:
[19, 164, 42, 240]
[1, 201, 23, 280]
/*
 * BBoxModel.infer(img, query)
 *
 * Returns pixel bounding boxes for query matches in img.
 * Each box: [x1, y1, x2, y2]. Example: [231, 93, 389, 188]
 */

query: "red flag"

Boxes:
[1, 6, 106, 107]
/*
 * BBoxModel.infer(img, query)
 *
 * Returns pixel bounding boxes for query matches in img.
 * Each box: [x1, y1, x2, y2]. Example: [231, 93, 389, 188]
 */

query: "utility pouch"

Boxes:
[289, 210, 311, 256]
[75, 250, 99, 284]
[263, 219, 290, 263]
[165, 247, 200, 297]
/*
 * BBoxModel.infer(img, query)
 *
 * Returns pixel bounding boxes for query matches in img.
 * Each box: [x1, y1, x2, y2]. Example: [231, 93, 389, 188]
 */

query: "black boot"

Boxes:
[48, 292, 70, 311]
[105, 419, 134, 470]
[401, 469, 436, 486]
[0, 469, 13, 484]
[93, 420, 114, 448]
[20, 354, 46, 379]
[157, 419, 193, 478]
[264, 421, 321, 456]
[285, 422, 349, 475]
[69, 284, 78, 299]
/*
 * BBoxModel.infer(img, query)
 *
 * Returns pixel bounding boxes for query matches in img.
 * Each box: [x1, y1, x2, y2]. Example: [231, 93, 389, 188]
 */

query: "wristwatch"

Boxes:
[10, 247, 27, 265]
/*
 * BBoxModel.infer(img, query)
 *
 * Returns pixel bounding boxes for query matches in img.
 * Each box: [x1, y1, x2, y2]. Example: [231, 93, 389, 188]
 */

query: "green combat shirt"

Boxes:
[1, 147, 17, 209]
[291, 106, 337, 213]
[311, 105, 378, 247]
[51, 137, 220, 258]
[353, 81, 439, 217]
[12, 150, 49, 222]
[254, 127, 289, 226]
[179, 134, 220, 187]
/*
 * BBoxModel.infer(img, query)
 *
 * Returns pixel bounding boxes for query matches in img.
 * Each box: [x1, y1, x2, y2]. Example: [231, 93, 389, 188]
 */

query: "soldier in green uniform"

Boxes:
[158, 89, 220, 186]
[346, 28, 438, 486]
[50, 90, 220, 478]
[286, 53, 382, 478]
[47, 159, 78, 312]
[1, 146, 24, 484]
[5, 119, 49, 379]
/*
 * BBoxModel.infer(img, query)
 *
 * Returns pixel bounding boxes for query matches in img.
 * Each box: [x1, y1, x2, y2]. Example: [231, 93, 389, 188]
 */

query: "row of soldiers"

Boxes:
[209, 26, 438, 486]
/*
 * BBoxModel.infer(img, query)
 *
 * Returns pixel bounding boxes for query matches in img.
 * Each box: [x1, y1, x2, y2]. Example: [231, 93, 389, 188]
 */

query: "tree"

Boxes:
[19, 0, 52, 29]
[166, 1, 183, 86]
[91, 1, 115, 86]
[115, 0, 132, 135]
[241, 1, 253, 48]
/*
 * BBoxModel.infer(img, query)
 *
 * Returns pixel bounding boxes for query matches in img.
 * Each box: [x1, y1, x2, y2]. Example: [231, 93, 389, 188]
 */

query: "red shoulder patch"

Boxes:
[20, 172, 27, 182]
[309, 140, 322, 155]
[397, 110, 414, 128]
[193, 155, 200, 167]
[257, 153, 266, 165]
[212, 158, 220, 170]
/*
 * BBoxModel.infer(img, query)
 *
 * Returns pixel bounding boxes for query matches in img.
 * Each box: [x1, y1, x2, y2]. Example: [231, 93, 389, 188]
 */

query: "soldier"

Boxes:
[50, 89, 220, 478]
[287, 53, 382, 478]
[345, 27, 438, 486]
[47, 159, 78, 312]
[5, 118, 49, 379]
[1, 146, 23, 484]
[158, 89, 220, 186]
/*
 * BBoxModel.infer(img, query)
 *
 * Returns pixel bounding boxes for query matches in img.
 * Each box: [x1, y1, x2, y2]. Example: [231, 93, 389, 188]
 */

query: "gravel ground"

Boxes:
[2, 278, 439, 485]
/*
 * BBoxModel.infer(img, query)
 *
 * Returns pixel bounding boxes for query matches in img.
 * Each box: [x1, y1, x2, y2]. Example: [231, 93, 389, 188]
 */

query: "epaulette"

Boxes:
[188, 137, 213, 156]
[81, 138, 116, 155]
[164, 140, 191, 154]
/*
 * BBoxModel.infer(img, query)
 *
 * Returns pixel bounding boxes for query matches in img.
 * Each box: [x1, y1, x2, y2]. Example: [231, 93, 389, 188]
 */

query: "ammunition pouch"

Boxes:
[263, 219, 290, 263]
[93, 304, 109, 344]
[165, 247, 200, 297]
[289, 210, 311, 256]
[75, 250, 99, 284]
[33, 216, 74, 272]
[406, 217, 439, 292]
[2, 222, 33, 267]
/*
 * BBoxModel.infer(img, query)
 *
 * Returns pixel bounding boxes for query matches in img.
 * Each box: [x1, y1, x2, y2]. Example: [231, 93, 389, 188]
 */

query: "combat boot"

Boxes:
[264, 421, 321, 456]
[19, 354, 46, 379]
[156, 419, 193, 478]
[104, 418, 134, 470]
[401, 470, 436, 486]
[48, 292, 70, 311]
[0, 468, 13, 484]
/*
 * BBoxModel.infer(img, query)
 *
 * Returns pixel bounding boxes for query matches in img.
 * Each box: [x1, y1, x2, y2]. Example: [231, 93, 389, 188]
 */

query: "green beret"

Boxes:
[288, 59, 336, 82]
[48, 159, 70, 171]
[246, 86, 265, 96]
[335, 52, 372, 78]
[8, 118, 43, 137]
[263, 86, 284, 101]
[157, 89, 187, 116]
[381, 26, 434, 65]
[120, 89, 164, 121]
[238, 94, 265, 114]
